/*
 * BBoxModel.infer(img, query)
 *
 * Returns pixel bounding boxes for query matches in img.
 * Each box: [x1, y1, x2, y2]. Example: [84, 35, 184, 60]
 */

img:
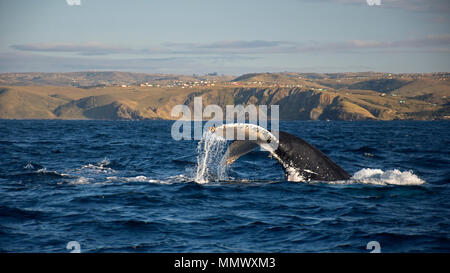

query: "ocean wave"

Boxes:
[105, 174, 190, 184]
[68, 177, 93, 185]
[65, 172, 192, 185]
[65, 169, 425, 186]
[8, 167, 70, 181]
[106, 175, 165, 184]
[80, 158, 116, 173]
[350, 168, 425, 186]
[35, 168, 69, 177]
[23, 162, 42, 170]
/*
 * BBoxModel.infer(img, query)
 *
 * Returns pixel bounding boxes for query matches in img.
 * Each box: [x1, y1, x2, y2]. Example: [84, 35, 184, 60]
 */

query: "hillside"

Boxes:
[0, 72, 448, 120]
[0, 71, 233, 88]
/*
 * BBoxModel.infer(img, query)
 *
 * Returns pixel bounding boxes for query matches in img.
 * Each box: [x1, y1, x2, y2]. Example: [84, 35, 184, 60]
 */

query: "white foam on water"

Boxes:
[66, 156, 192, 185]
[24, 163, 35, 169]
[35, 168, 70, 177]
[167, 174, 191, 183]
[285, 166, 306, 182]
[125, 175, 149, 182]
[103, 174, 193, 185]
[80, 158, 115, 174]
[195, 131, 228, 183]
[36, 168, 48, 173]
[105, 175, 165, 184]
[350, 168, 425, 186]
[106, 175, 150, 183]
[69, 176, 93, 185]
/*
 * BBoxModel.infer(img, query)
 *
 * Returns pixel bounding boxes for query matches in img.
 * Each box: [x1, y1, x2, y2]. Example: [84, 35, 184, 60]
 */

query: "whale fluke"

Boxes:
[211, 123, 350, 182]
[274, 131, 350, 181]
[224, 140, 260, 165]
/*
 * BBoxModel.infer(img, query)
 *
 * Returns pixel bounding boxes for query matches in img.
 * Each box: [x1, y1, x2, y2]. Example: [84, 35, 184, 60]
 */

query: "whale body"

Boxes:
[210, 123, 350, 182]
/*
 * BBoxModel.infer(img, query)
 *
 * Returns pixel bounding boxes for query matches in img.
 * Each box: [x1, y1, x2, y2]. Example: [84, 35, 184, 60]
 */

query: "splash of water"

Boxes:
[351, 168, 425, 185]
[195, 131, 228, 183]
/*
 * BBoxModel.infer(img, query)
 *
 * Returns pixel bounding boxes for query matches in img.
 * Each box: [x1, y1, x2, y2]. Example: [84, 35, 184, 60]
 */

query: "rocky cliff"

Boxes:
[0, 73, 448, 120]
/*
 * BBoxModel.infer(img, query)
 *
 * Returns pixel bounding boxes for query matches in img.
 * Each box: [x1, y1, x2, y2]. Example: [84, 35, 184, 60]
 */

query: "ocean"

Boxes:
[0, 120, 449, 252]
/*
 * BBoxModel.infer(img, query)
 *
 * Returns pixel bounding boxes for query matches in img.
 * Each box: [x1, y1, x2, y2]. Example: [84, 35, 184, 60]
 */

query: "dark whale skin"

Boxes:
[274, 131, 351, 181]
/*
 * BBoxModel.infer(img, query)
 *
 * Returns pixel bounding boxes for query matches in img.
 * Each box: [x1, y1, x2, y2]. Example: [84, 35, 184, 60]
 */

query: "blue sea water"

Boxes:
[0, 120, 449, 253]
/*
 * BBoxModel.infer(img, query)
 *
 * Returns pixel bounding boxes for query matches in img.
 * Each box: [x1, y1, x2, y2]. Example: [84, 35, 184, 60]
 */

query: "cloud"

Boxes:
[200, 40, 288, 49]
[163, 35, 450, 54]
[10, 42, 133, 56]
[0, 51, 259, 74]
[262, 34, 450, 54]
[11, 40, 291, 56]
[160, 40, 297, 55]
[391, 34, 450, 48]
[0, 51, 377, 74]
[0, 52, 179, 72]
[9, 35, 450, 59]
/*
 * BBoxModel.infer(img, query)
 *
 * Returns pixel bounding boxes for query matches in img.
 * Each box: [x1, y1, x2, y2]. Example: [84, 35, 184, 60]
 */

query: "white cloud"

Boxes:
[10, 35, 450, 58]
[162, 35, 450, 54]
[10, 42, 132, 56]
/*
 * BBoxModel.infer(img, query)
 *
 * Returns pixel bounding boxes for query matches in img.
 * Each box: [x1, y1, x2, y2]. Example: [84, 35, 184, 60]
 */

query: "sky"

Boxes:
[0, 0, 449, 74]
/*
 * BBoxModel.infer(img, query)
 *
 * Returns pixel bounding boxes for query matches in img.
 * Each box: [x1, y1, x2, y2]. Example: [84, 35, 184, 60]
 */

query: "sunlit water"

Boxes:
[0, 120, 449, 252]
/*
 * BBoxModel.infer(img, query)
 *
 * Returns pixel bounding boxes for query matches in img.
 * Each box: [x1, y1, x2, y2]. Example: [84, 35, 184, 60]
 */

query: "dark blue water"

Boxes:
[0, 120, 449, 252]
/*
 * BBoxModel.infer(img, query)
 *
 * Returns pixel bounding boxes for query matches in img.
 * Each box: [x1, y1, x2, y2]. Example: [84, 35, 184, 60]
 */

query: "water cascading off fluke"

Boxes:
[195, 131, 228, 183]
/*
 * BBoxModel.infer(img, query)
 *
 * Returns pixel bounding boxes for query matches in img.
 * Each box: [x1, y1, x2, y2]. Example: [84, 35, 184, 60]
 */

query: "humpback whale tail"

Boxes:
[210, 123, 350, 182]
